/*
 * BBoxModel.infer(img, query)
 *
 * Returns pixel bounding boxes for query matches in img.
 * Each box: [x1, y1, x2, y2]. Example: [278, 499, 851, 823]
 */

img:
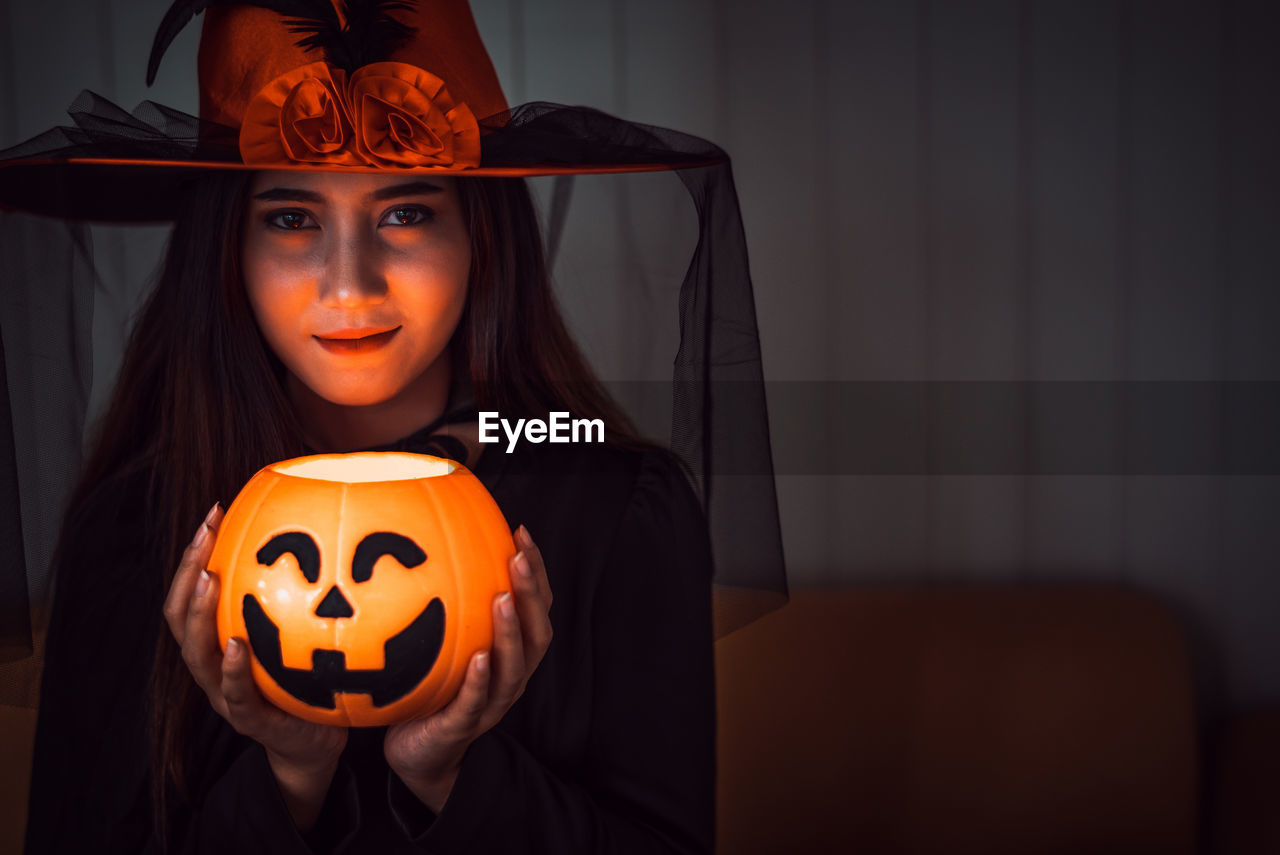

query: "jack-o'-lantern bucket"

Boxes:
[208, 452, 514, 727]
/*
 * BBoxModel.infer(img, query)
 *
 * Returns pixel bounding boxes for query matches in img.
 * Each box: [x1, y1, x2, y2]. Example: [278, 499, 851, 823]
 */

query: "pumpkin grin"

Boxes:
[242, 593, 446, 710]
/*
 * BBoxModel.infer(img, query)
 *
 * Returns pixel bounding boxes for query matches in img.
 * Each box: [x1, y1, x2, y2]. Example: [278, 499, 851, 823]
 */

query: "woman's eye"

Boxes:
[383, 207, 432, 227]
[267, 210, 313, 231]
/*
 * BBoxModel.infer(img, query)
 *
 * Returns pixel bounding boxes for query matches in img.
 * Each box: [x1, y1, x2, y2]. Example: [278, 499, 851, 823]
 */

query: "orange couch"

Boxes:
[715, 586, 1199, 854]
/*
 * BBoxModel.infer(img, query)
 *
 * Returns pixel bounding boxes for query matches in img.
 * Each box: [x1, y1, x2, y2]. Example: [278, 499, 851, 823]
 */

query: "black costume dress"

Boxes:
[24, 428, 715, 854]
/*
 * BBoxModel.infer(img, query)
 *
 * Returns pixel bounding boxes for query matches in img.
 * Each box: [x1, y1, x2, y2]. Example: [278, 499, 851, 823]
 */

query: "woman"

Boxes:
[25, 159, 716, 851]
[1, 1, 785, 851]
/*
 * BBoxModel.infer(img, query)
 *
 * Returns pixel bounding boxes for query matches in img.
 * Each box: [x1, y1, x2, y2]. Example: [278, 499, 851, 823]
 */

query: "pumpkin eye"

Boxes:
[257, 531, 321, 584]
[352, 532, 427, 583]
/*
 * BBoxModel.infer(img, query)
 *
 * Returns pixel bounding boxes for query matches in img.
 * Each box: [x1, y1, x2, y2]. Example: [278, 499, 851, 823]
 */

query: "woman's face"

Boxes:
[241, 170, 470, 409]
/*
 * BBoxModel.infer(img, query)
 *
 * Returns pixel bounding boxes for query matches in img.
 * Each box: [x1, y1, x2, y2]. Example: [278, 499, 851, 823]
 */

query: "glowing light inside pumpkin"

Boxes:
[272, 452, 456, 483]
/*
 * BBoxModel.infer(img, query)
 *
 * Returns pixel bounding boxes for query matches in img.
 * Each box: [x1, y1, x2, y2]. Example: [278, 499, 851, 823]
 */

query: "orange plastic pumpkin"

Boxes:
[208, 452, 514, 727]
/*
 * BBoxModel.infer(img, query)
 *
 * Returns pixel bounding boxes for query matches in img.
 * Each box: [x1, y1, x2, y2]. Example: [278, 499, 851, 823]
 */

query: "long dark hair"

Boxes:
[56, 168, 647, 847]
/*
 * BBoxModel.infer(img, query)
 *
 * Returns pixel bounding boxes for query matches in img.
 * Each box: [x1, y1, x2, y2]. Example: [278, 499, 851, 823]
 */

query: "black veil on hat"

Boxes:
[0, 0, 787, 705]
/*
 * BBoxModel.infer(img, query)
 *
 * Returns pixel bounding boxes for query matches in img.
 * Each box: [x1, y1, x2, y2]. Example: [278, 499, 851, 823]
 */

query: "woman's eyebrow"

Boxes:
[252, 187, 324, 203]
[250, 181, 445, 204]
[366, 181, 445, 202]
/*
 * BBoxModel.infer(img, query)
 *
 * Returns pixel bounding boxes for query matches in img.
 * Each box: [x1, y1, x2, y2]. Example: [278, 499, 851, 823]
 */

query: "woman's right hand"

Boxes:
[163, 503, 348, 829]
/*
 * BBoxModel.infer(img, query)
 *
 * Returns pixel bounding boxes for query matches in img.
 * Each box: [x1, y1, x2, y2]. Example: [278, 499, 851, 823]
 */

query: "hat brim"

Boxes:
[0, 155, 723, 223]
[0, 98, 729, 222]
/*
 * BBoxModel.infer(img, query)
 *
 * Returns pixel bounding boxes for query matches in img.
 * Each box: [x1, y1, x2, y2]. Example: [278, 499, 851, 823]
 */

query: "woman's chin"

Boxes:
[286, 354, 446, 411]
[315, 386, 401, 408]
[291, 373, 402, 409]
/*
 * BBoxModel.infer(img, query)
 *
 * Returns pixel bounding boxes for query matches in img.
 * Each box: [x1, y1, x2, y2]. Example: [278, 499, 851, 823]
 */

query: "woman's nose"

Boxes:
[318, 228, 388, 307]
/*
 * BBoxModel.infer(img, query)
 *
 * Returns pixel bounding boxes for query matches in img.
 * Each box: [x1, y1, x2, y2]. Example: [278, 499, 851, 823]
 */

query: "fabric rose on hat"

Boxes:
[348, 62, 481, 168]
[240, 61, 363, 167]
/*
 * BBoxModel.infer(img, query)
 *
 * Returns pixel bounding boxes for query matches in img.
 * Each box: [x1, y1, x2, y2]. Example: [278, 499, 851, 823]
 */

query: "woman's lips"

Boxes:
[314, 327, 401, 355]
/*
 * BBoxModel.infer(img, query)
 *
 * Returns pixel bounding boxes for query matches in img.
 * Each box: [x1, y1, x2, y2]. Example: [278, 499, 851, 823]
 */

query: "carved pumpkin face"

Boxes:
[208, 452, 513, 727]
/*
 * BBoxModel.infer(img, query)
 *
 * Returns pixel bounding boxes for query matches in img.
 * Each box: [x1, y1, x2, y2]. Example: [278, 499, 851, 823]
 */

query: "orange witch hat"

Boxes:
[0, 0, 723, 221]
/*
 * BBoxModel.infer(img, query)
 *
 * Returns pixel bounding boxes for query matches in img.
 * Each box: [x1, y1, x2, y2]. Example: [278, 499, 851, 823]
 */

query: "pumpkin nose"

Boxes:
[315, 585, 354, 619]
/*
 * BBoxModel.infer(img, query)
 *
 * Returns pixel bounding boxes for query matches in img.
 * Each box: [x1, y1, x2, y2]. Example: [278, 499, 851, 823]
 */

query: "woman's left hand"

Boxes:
[384, 525, 553, 812]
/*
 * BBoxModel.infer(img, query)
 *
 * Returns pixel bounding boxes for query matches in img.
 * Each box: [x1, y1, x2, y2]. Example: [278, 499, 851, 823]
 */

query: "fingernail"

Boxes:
[498, 591, 515, 619]
[516, 525, 533, 548]
[515, 552, 532, 578]
[204, 502, 221, 526]
[474, 651, 489, 673]
[225, 637, 242, 661]
[192, 522, 209, 549]
[195, 570, 210, 598]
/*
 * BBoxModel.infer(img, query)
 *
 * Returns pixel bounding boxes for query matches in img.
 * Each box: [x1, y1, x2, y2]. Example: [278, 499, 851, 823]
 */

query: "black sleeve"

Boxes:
[168, 741, 361, 855]
[23, 474, 360, 855]
[390, 450, 717, 854]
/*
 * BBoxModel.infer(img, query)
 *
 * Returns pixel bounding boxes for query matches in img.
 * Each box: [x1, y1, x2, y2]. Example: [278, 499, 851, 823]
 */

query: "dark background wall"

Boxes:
[2, 0, 1278, 716]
